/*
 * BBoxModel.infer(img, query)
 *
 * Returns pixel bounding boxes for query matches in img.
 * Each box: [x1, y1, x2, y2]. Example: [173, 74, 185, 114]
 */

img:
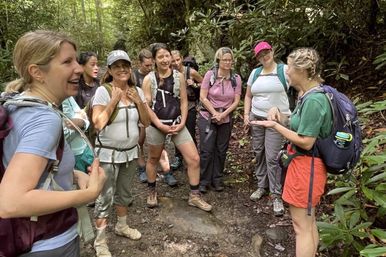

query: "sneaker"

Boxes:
[94, 240, 112, 257]
[171, 156, 183, 171]
[272, 196, 285, 217]
[164, 172, 177, 187]
[188, 192, 212, 212]
[138, 166, 147, 183]
[147, 190, 158, 208]
[114, 224, 141, 240]
[250, 188, 266, 201]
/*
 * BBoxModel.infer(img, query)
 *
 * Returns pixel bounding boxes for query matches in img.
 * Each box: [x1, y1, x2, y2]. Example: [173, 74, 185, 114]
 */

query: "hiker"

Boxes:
[62, 96, 94, 173]
[198, 47, 242, 193]
[142, 43, 212, 211]
[170, 50, 203, 171]
[0, 30, 106, 257]
[251, 48, 332, 257]
[245, 41, 290, 216]
[74, 51, 100, 109]
[92, 50, 151, 257]
[133, 48, 176, 186]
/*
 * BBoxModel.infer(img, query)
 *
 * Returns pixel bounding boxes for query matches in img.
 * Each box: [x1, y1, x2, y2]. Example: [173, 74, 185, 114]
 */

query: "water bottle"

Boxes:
[334, 131, 353, 149]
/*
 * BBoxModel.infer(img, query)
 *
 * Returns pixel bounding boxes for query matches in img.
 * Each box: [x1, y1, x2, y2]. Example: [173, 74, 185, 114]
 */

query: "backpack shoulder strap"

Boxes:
[276, 63, 288, 91]
[209, 67, 218, 87]
[172, 69, 180, 98]
[230, 71, 238, 91]
[251, 67, 263, 85]
[102, 83, 118, 125]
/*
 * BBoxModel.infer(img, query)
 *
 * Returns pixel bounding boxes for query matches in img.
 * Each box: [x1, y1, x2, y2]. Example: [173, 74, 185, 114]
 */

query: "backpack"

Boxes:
[184, 65, 200, 102]
[0, 95, 77, 257]
[251, 63, 297, 111]
[209, 66, 239, 91]
[149, 70, 181, 124]
[307, 85, 362, 174]
[182, 56, 199, 72]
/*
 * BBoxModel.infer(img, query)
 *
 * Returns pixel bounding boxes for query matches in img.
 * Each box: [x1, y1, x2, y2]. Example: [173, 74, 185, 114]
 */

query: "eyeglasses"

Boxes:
[220, 59, 233, 63]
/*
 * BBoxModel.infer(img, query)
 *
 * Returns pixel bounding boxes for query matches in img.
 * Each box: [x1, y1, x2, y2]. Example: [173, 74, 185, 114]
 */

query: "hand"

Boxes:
[111, 86, 123, 103]
[169, 123, 184, 134]
[249, 120, 278, 128]
[158, 123, 172, 134]
[73, 170, 89, 189]
[127, 87, 141, 105]
[211, 111, 223, 123]
[65, 118, 84, 130]
[243, 114, 250, 127]
[267, 107, 281, 122]
[86, 158, 106, 198]
[186, 78, 194, 86]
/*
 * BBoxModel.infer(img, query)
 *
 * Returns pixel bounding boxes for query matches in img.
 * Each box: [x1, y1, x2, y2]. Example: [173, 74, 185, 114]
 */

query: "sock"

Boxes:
[190, 184, 199, 194]
[117, 215, 127, 227]
[148, 181, 156, 189]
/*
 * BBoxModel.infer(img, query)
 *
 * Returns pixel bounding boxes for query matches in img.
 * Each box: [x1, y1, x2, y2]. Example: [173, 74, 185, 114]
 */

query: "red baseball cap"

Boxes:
[254, 41, 272, 56]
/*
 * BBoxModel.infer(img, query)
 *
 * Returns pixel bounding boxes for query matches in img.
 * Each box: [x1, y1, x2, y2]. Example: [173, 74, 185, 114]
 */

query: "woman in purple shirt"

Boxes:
[198, 47, 242, 193]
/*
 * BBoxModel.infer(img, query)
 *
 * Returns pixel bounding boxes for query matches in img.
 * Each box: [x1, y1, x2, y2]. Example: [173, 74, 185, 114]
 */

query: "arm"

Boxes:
[177, 72, 188, 127]
[142, 75, 171, 134]
[221, 94, 240, 119]
[92, 87, 122, 131]
[191, 69, 203, 84]
[244, 85, 252, 126]
[0, 155, 105, 218]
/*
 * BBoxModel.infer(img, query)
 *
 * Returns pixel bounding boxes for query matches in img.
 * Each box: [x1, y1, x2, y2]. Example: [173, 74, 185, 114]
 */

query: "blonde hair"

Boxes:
[287, 47, 324, 82]
[214, 47, 234, 65]
[171, 50, 181, 58]
[5, 30, 77, 93]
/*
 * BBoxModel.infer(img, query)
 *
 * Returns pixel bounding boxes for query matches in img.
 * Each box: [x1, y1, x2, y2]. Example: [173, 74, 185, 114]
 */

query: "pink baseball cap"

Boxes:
[254, 41, 272, 56]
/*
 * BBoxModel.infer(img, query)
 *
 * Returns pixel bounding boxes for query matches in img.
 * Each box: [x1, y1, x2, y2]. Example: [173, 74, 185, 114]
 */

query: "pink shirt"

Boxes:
[200, 70, 242, 123]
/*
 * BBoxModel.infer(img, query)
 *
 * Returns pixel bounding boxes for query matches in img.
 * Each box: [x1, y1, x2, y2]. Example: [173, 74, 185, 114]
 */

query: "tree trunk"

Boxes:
[81, 0, 87, 22]
[94, 0, 104, 55]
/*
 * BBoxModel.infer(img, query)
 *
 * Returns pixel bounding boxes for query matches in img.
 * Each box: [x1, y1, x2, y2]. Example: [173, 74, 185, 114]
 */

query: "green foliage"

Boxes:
[317, 99, 386, 256]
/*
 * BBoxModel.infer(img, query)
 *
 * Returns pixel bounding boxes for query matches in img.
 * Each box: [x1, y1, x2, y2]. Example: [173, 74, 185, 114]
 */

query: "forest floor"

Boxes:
[80, 118, 297, 257]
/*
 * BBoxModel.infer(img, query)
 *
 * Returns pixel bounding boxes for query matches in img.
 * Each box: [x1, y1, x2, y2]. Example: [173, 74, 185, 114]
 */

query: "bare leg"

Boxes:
[176, 141, 200, 185]
[146, 144, 164, 183]
[289, 205, 317, 257]
[159, 149, 170, 173]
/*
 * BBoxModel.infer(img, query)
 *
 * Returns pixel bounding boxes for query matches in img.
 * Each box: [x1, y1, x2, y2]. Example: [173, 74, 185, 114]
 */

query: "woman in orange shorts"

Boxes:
[251, 47, 332, 257]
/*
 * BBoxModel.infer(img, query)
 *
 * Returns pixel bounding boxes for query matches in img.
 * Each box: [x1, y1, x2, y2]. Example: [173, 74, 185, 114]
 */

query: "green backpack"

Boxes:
[251, 63, 297, 111]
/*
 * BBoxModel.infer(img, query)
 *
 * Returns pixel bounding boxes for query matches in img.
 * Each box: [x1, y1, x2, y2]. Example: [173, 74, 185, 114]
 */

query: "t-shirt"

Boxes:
[247, 65, 291, 117]
[199, 70, 242, 123]
[92, 86, 145, 163]
[290, 92, 333, 139]
[133, 69, 146, 88]
[75, 75, 100, 109]
[3, 96, 77, 252]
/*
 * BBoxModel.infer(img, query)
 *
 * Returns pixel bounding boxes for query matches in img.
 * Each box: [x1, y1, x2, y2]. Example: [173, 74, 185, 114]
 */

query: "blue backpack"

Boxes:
[298, 85, 362, 215]
[298, 85, 362, 174]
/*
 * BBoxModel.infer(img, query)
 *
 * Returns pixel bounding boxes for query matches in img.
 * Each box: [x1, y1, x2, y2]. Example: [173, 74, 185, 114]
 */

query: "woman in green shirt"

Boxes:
[251, 48, 332, 257]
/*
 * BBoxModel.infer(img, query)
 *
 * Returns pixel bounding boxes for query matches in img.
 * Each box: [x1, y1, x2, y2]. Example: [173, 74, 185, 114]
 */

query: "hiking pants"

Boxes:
[250, 113, 284, 195]
[198, 113, 232, 186]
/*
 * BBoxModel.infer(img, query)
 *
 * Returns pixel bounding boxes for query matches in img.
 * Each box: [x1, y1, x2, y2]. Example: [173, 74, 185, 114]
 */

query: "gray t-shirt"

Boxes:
[92, 86, 145, 163]
[3, 97, 77, 251]
[247, 65, 291, 117]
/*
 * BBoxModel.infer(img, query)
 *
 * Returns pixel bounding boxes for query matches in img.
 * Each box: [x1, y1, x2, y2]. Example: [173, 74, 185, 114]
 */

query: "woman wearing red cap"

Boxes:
[244, 41, 293, 217]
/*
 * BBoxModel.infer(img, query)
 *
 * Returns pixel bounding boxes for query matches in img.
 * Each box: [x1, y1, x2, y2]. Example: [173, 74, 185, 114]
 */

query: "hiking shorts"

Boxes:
[94, 161, 137, 218]
[282, 153, 327, 208]
[146, 125, 192, 146]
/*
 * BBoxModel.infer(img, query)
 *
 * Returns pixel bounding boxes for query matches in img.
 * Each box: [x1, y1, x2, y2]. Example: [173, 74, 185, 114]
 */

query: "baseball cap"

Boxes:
[107, 50, 131, 66]
[254, 41, 272, 56]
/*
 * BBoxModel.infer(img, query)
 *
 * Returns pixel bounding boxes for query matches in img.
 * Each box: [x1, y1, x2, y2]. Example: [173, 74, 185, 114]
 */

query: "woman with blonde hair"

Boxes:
[0, 30, 106, 257]
[251, 47, 332, 257]
[198, 47, 242, 193]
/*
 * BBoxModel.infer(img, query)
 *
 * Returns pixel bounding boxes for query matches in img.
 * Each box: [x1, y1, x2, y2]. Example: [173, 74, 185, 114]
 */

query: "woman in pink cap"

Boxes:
[244, 41, 294, 217]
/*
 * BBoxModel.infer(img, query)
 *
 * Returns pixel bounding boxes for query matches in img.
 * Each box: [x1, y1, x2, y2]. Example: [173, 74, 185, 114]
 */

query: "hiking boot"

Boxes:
[272, 196, 285, 217]
[188, 192, 212, 212]
[147, 189, 158, 208]
[114, 224, 141, 240]
[199, 184, 208, 194]
[164, 172, 177, 187]
[250, 188, 267, 201]
[171, 156, 183, 171]
[138, 166, 147, 183]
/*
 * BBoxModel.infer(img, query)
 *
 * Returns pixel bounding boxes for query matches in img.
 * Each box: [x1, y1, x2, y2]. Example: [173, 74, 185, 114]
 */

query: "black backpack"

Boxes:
[209, 66, 239, 91]
[182, 56, 199, 72]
